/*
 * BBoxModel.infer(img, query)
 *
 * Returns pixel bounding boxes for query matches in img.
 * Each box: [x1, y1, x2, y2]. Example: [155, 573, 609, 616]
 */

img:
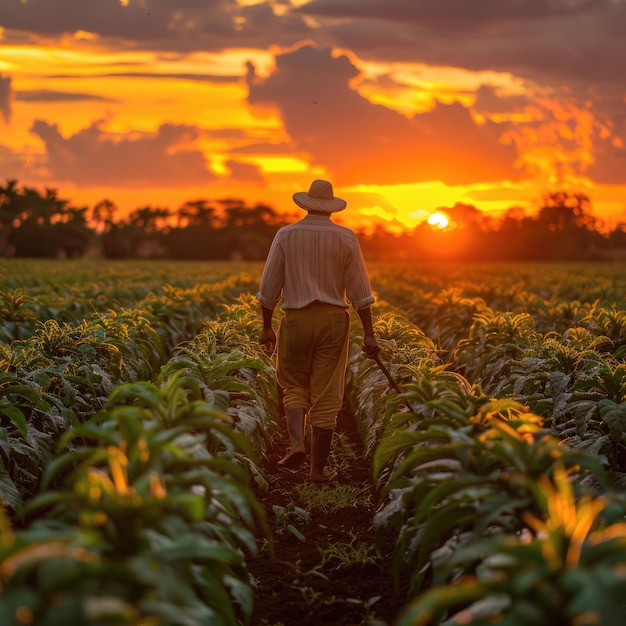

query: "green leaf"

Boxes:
[396, 579, 488, 626]
[598, 399, 626, 442]
[154, 537, 242, 564]
[106, 381, 163, 410]
[0, 468, 22, 510]
[287, 524, 306, 542]
[23, 490, 77, 517]
[0, 405, 28, 438]
[374, 428, 447, 478]
[40, 447, 110, 490]
[139, 600, 217, 626]
[425, 397, 470, 422]
[167, 493, 206, 523]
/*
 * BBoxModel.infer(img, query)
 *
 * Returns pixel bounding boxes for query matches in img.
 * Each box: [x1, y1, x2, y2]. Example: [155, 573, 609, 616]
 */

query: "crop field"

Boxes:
[2, 258, 626, 625]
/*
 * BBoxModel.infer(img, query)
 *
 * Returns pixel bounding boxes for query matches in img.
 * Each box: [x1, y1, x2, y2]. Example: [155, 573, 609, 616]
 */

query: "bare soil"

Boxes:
[247, 404, 409, 626]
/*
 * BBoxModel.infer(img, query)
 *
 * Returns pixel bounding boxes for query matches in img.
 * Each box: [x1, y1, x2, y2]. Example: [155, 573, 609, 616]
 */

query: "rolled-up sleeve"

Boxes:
[256, 234, 285, 309]
[346, 236, 375, 311]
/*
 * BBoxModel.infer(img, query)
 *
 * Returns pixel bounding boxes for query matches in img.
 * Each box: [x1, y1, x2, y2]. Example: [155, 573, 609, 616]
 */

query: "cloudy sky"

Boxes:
[1, 0, 625, 231]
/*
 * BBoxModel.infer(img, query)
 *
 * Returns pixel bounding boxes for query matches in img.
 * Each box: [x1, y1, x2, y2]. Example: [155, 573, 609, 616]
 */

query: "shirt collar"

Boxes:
[302, 213, 332, 222]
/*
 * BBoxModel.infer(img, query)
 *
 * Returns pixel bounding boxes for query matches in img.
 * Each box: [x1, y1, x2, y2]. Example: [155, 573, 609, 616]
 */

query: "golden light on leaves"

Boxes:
[522, 466, 611, 570]
[150, 472, 167, 500]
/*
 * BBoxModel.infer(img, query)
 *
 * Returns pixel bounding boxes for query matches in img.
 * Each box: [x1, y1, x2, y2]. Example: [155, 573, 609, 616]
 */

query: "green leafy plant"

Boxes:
[395, 467, 626, 625]
[272, 503, 310, 542]
[372, 397, 609, 594]
[1, 373, 264, 626]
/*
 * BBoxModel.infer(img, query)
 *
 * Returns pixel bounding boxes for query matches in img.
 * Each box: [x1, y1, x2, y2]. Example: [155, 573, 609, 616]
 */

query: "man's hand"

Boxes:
[259, 326, 277, 356]
[357, 306, 380, 359]
[362, 333, 380, 359]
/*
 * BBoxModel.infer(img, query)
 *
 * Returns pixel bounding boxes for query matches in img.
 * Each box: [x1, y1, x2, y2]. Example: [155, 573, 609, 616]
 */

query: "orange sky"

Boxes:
[1, 0, 626, 233]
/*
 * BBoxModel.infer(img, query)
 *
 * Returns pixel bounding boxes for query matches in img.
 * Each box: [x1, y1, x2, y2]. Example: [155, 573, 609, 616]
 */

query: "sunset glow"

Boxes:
[427, 212, 450, 230]
[0, 1, 625, 230]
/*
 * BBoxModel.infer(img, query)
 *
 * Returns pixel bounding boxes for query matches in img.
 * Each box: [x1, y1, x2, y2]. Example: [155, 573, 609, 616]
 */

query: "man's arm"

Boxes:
[259, 305, 277, 355]
[357, 306, 380, 359]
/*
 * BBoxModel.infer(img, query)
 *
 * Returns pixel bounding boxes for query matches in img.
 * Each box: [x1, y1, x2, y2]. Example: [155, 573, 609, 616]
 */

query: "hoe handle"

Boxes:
[373, 354, 403, 394]
[372, 354, 419, 415]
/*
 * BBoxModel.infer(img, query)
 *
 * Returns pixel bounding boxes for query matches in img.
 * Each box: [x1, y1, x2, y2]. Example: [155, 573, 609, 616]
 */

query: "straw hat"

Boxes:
[293, 179, 347, 213]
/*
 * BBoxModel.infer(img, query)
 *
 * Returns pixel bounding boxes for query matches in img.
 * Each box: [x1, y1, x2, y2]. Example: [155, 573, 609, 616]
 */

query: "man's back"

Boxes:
[258, 214, 373, 311]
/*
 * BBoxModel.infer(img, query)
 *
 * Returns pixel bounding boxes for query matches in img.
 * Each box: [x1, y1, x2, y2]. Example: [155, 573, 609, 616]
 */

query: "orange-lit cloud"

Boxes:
[0, 73, 11, 123]
[0, 0, 624, 229]
[31, 119, 217, 186]
[245, 45, 522, 187]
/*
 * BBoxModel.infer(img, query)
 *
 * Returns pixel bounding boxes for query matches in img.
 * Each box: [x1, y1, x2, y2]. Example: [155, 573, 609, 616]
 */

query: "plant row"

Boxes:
[0, 373, 262, 625]
[371, 264, 626, 474]
[0, 273, 258, 512]
[0, 260, 261, 342]
[347, 303, 626, 624]
[370, 262, 626, 348]
[1, 294, 281, 625]
[452, 309, 626, 478]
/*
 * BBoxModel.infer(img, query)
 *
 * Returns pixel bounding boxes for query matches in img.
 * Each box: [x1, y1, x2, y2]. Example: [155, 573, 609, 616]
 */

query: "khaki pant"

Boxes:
[276, 302, 350, 429]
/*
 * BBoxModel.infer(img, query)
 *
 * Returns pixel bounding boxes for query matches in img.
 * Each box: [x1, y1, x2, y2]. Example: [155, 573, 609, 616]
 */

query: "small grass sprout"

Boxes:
[319, 530, 378, 571]
[294, 481, 373, 512]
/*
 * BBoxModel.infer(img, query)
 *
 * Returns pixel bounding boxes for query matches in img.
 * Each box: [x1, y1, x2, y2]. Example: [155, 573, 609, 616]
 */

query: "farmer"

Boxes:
[256, 179, 380, 483]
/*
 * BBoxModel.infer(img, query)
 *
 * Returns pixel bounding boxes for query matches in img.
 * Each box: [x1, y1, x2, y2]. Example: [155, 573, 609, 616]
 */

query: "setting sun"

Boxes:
[427, 211, 450, 229]
[0, 1, 625, 228]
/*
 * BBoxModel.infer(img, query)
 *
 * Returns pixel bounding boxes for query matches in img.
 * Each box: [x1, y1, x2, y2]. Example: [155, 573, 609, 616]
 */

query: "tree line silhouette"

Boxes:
[1, 179, 625, 262]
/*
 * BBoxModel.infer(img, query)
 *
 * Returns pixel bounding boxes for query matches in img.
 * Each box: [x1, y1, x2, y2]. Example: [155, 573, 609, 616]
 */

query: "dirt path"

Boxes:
[247, 404, 409, 626]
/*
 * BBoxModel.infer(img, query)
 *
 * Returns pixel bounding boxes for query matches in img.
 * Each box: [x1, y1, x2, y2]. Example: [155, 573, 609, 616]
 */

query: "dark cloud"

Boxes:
[224, 160, 264, 182]
[3, 0, 625, 192]
[47, 72, 240, 84]
[0, 0, 307, 53]
[299, 0, 607, 26]
[208, 127, 258, 140]
[473, 85, 531, 115]
[2, 1, 624, 89]
[473, 85, 626, 185]
[302, 0, 626, 86]
[585, 93, 626, 184]
[0, 144, 34, 178]
[31, 119, 217, 187]
[246, 45, 520, 186]
[0, 74, 12, 123]
[15, 90, 116, 103]
[0, 0, 172, 40]
[231, 141, 297, 155]
[586, 142, 626, 184]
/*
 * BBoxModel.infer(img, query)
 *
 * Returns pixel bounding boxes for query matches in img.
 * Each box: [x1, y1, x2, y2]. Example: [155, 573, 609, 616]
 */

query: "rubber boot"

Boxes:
[277, 407, 306, 469]
[309, 426, 337, 483]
